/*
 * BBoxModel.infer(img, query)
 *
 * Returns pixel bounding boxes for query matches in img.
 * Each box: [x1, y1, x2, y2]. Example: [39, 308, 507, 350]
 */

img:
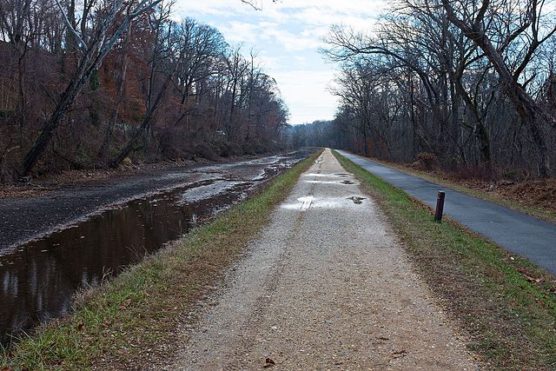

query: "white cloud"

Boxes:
[273, 70, 339, 123]
[263, 28, 322, 51]
[224, 21, 260, 44]
[173, 0, 386, 124]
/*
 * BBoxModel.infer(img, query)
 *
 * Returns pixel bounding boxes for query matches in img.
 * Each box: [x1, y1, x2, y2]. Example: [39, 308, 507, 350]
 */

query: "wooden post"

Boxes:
[434, 191, 445, 222]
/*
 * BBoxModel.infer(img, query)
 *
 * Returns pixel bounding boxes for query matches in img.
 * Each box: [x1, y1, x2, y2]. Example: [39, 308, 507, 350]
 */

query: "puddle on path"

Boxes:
[298, 196, 314, 211]
[347, 196, 366, 204]
[0, 173, 279, 345]
[304, 180, 344, 185]
[302, 173, 344, 178]
[281, 196, 369, 211]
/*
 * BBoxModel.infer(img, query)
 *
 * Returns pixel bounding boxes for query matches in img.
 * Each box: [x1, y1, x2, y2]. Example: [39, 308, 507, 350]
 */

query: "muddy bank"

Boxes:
[0, 150, 310, 344]
[0, 151, 309, 250]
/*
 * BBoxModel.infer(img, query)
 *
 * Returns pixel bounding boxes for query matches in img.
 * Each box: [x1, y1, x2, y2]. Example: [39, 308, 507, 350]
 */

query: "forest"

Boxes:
[0, 0, 289, 182]
[310, 0, 556, 179]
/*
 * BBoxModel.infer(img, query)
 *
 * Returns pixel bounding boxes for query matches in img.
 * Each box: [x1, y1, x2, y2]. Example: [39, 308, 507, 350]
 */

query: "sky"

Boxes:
[173, 0, 387, 125]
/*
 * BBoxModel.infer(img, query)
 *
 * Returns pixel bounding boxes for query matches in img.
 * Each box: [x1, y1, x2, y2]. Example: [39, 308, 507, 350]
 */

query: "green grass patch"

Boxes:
[1, 151, 321, 370]
[334, 150, 556, 370]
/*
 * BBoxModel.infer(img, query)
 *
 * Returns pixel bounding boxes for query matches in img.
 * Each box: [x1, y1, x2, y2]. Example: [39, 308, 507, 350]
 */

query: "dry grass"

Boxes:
[0, 151, 320, 370]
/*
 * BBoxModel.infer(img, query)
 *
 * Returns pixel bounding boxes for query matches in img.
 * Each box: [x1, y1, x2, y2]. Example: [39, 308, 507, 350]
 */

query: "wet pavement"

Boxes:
[0, 151, 308, 344]
[337, 150, 556, 275]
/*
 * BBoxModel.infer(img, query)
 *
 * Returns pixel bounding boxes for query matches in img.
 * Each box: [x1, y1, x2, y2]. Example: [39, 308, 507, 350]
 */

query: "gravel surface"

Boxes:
[168, 149, 479, 370]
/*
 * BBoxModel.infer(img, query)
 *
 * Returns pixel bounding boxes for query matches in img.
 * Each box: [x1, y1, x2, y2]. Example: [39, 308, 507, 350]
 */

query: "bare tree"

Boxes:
[111, 0, 177, 167]
[224, 46, 249, 140]
[20, 0, 163, 176]
[97, 20, 133, 162]
[441, 0, 556, 176]
[323, 0, 555, 177]
[0, 0, 44, 142]
[0, 0, 291, 180]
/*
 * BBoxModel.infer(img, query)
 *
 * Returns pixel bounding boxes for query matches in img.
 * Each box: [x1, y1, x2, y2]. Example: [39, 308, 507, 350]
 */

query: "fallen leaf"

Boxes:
[263, 357, 276, 368]
[517, 268, 543, 284]
[119, 298, 132, 310]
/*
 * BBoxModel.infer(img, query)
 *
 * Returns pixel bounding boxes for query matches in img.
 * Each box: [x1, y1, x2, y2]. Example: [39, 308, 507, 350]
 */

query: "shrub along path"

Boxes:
[337, 150, 556, 275]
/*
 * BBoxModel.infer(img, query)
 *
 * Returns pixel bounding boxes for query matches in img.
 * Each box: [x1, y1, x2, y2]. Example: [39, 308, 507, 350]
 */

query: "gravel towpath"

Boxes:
[169, 149, 478, 370]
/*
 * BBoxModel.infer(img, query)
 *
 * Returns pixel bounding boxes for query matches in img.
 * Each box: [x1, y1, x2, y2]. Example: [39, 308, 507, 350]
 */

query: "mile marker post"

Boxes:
[434, 191, 445, 222]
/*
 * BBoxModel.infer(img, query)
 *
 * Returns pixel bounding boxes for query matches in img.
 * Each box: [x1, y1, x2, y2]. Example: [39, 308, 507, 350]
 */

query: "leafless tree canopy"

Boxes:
[0, 0, 289, 181]
[322, 0, 556, 178]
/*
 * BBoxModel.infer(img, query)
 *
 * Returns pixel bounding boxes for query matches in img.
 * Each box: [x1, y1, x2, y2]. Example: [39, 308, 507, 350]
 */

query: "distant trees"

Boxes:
[325, 0, 556, 178]
[0, 0, 289, 181]
[287, 120, 340, 149]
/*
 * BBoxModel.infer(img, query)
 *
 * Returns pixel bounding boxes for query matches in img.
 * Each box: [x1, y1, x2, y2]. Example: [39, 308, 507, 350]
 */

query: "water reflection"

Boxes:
[0, 182, 247, 344]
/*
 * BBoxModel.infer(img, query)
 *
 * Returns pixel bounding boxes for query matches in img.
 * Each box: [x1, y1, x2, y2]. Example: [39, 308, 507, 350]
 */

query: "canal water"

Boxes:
[0, 154, 304, 345]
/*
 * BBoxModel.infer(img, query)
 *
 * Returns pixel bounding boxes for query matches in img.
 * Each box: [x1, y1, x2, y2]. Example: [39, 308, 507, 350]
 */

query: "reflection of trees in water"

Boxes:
[0, 182, 249, 343]
[1, 253, 74, 342]
[0, 190, 197, 344]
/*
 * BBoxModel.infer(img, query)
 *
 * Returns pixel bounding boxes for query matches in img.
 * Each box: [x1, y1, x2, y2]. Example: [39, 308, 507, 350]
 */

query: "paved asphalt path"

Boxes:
[337, 150, 556, 275]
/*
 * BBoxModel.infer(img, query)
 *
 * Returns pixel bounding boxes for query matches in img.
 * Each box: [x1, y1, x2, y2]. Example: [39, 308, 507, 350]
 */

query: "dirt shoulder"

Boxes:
[169, 149, 478, 369]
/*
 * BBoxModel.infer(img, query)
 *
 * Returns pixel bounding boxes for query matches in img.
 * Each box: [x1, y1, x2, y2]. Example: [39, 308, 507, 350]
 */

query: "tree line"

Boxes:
[0, 0, 289, 182]
[323, 0, 556, 178]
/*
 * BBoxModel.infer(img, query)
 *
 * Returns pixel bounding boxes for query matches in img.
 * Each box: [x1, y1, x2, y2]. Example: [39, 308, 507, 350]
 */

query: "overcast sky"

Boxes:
[174, 0, 386, 125]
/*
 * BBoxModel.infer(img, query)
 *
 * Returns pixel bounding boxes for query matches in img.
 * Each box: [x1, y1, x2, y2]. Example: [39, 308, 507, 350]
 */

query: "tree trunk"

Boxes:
[20, 56, 93, 176]
[110, 116, 151, 168]
[442, 1, 550, 176]
[98, 28, 131, 162]
[16, 44, 27, 147]
[110, 73, 174, 168]
[453, 78, 491, 166]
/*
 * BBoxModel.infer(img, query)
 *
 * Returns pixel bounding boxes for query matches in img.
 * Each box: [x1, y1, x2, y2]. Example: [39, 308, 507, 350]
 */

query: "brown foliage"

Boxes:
[0, 6, 289, 182]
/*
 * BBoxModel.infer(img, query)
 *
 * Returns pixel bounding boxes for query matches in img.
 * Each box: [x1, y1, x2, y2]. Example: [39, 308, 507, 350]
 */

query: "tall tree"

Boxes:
[441, 0, 556, 176]
[20, 0, 163, 176]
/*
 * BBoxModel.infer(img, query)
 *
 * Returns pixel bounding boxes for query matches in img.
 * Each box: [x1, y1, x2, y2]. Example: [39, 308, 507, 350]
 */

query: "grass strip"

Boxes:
[334, 150, 556, 370]
[1, 151, 320, 370]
